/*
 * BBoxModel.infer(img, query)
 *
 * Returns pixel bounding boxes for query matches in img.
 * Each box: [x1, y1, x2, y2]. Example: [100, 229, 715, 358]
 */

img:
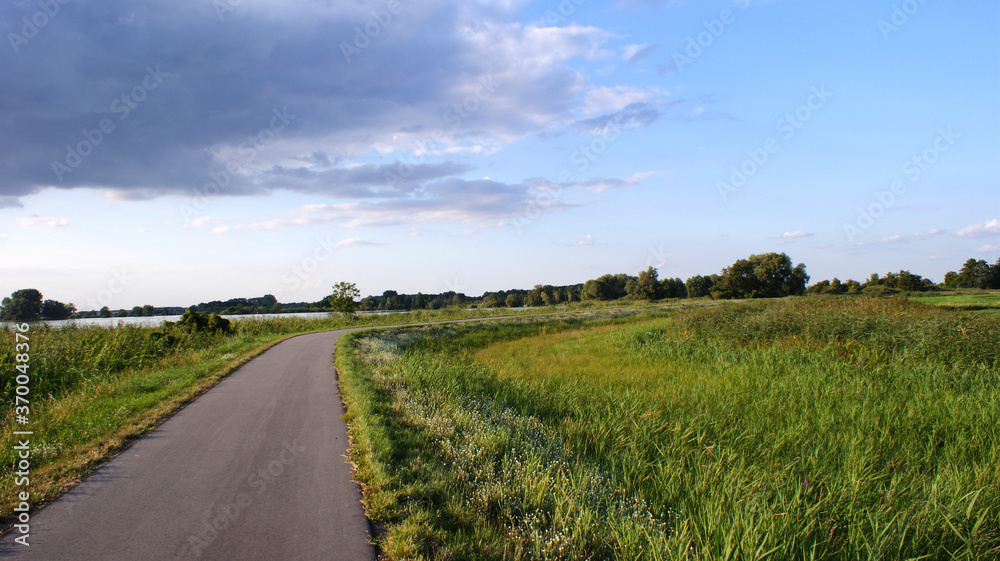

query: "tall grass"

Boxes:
[338, 297, 1000, 559]
[338, 312, 682, 560]
[0, 307, 546, 519]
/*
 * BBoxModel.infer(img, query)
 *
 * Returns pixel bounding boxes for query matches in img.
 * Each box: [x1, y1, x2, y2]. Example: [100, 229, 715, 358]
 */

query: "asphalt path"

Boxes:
[0, 328, 372, 561]
[0, 309, 657, 560]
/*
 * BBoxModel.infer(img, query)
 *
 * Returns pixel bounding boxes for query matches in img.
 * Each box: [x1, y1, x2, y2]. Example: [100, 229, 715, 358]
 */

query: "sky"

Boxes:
[1, 0, 998, 310]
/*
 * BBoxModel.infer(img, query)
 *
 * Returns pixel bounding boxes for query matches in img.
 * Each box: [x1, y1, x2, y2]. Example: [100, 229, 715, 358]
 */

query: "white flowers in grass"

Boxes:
[357, 329, 676, 557]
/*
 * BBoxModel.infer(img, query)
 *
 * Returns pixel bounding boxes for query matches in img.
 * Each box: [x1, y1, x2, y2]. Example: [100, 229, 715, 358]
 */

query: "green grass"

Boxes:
[910, 290, 1000, 311]
[0, 306, 571, 520]
[337, 297, 1000, 559]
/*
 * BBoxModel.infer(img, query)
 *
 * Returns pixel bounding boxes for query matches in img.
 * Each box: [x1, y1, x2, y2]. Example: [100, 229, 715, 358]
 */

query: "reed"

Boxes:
[338, 297, 1000, 559]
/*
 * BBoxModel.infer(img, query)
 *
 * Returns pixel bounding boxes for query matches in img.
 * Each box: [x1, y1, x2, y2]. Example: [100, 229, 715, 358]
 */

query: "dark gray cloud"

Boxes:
[0, 0, 613, 206]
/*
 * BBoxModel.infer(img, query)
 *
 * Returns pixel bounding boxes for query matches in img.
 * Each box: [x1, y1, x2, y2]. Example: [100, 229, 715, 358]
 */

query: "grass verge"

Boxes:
[337, 297, 1000, 559]
[0, 306, 581, 523]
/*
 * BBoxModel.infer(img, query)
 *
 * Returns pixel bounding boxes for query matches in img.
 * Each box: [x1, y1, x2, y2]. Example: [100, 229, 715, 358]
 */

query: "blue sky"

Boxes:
[1, 0, 997, 309]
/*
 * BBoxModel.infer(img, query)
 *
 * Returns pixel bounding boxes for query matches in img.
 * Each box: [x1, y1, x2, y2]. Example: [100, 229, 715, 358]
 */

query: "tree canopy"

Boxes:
[944, 258, 1000, 289]
[711, 253, 809, 299]
[327, 282, 361, 316]
[0, 289, 43, 322]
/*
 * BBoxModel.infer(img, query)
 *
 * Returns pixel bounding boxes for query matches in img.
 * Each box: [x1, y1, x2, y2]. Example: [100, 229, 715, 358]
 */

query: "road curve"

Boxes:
[0, 309, 645, 559]
[0, 328, 370, 561]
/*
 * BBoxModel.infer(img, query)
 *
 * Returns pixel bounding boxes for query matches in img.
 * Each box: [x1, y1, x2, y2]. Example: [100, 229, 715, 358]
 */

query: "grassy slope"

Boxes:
[0, 307, 558, 521]
[338, 297, 1000, 560]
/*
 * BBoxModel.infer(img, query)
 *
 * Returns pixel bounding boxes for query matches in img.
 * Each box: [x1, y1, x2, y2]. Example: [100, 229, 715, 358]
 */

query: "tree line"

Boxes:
[3, 253, 998, 322]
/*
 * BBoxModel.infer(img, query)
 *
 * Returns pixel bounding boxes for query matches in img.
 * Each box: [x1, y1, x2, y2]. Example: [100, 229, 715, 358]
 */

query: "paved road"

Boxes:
[0, 309, 654, 559]
[0, 328, 371, 561]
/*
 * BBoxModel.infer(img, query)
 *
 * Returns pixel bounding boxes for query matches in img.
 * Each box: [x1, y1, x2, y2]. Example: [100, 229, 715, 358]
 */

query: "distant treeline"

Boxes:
[807, 257, 1000, 295]
[2, 254, 998, 322]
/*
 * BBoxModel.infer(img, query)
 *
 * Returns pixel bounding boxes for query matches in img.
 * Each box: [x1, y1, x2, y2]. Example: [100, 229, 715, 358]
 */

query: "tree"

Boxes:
[565, 287, 578, 303]
[660, 277, 686, 299]
[413, 292, 428, 309]
[99, 306, 113, 318]
[328, 282, 361, 317]
[631, 266, 662, 300]
[945, 258, 997, 289]
[505, 293, 523, 308]
[174, 310, 232, 334]
[522, 286, 542, 307]
[685, 275, 714, 298]
[1, 289, 44, 322]
[581, 278, 613, 301]
[863, 270, 930, 293]
[609, 274, 634, 299]
[894, 270, 925, 292]
[807, 278, 847, 295]
[143, 304, 156, 316]
[40, 299, 76, 320]
[828, 278, 844, 294]
[712, 253, 809, 299]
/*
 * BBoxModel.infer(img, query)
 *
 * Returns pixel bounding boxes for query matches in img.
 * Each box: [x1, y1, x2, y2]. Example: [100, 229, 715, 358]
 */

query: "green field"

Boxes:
[0, 307, 541, 518]
[910, 291, 1000, 312]
[338, 298, 1000, 559]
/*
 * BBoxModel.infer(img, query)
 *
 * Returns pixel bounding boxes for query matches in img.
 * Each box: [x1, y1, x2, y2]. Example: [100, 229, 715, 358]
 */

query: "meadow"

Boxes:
[910, 290, 1000, 314]
[337, 297, 999, 560]
[0, 307, 537, 519]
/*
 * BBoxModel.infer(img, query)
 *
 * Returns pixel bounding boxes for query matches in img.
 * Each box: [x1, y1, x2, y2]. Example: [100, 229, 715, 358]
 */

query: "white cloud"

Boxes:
[214, 176, 578, 232]
[957, 219, 1000, 237]
[572, 234, 593, 246]
[771, 231, 813, 240]
[977, 244, 1000, 253]
[859, 229, 944, 246]
[565, 171, 668, 193]
[583, 86, 667, 115]
[183, 216, 228, 228]
[621, 42, 658, 63]
[16, 215, 68, 227]
[335, 238, 385, 247]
